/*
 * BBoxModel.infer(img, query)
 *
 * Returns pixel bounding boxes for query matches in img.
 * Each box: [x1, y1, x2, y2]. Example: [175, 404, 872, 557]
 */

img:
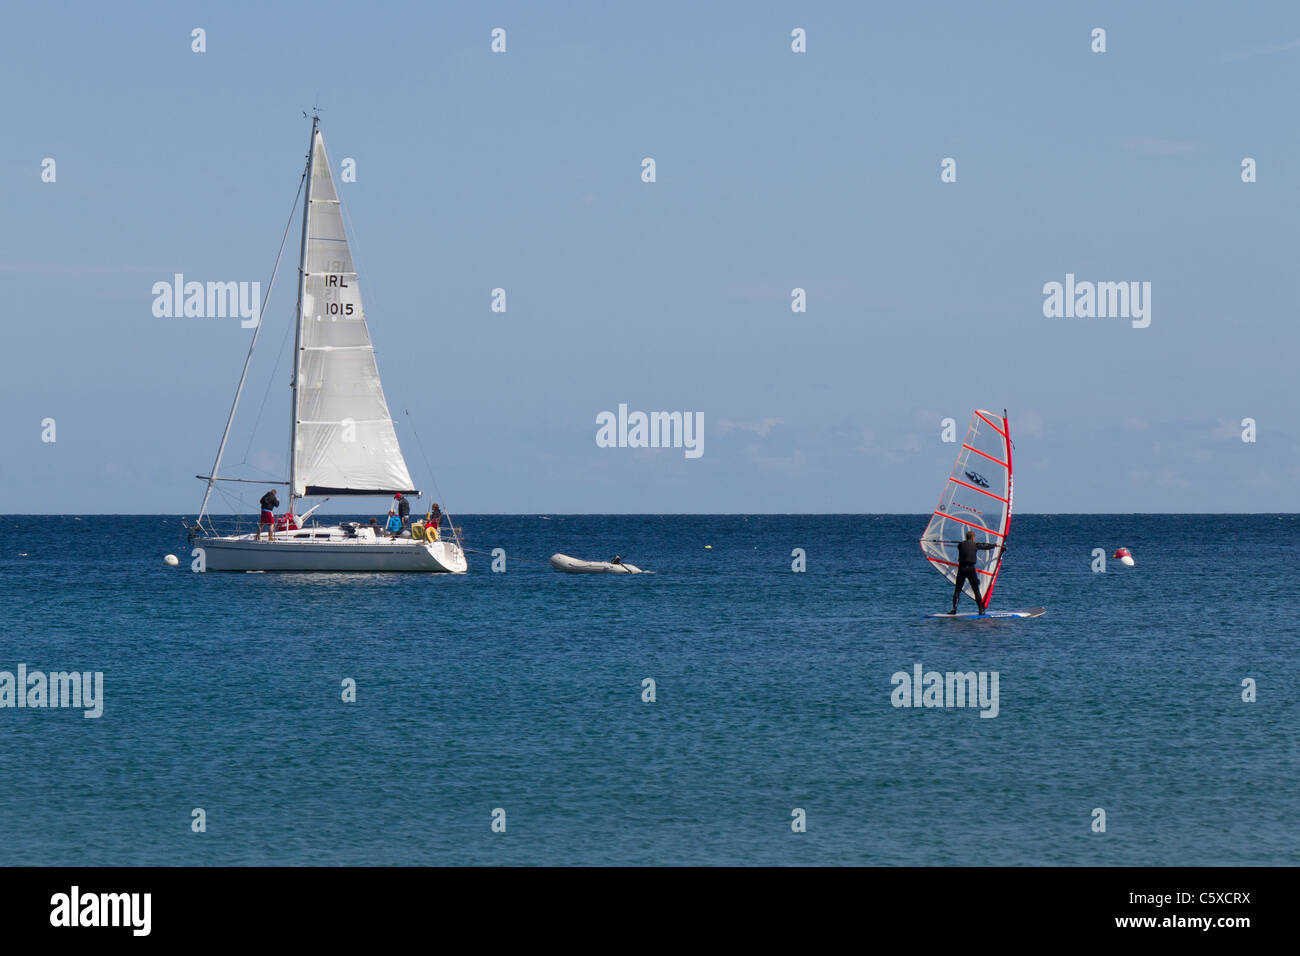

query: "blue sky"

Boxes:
[2, 1, 1297, 513]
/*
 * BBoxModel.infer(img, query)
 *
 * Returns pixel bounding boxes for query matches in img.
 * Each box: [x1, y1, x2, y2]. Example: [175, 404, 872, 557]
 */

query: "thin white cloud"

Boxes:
[0, 262, 160, 277]
[719, 280, 911, 309]
[717, 417, 784, 437]
[1211, 417, 1244, 440]
[749, 448, 806, 470]
[1016, 410, 1044, 438]
[1220, 38, 1300, 63]
[1122, 137, 1201, 156]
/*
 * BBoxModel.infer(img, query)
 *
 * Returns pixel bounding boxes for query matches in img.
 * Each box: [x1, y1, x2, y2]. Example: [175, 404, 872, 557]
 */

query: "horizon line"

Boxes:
[5, 512, 1296, 518]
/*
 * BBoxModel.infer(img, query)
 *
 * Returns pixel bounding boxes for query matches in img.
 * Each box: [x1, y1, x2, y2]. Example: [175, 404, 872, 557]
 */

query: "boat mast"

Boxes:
[288, 114, 319, 511]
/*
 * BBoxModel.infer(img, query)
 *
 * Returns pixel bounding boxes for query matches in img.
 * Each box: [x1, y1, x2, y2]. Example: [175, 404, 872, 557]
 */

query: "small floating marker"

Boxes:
[705, 545, 712, 549]
[1113, 547, 1134, 567]
[164, 554, 179, 566]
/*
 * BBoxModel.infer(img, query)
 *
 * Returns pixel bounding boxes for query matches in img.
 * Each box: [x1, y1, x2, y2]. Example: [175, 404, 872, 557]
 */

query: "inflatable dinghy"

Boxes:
[550, 553, 646, 574]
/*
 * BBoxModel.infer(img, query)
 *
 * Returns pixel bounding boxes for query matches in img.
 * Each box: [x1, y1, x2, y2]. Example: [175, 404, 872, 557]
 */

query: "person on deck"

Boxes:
[385, 510, 403, 539]
[953, 529, 999, 614]
[417, 502, 442, 542]
[258, 488, 279, 541]
[394, 493, 411, 530]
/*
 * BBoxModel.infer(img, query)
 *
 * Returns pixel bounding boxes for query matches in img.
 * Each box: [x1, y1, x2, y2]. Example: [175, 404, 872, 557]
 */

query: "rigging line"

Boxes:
[241, 154, 312, 466]
[337, 175, 462, 548]
[404, 408, 463, 551]
[461, 548, 556, 567]
[240, 286, 297, 467]
[232, 460, 285, 480]
[198, 165, 308, 524]
[211, 483, 242, 518]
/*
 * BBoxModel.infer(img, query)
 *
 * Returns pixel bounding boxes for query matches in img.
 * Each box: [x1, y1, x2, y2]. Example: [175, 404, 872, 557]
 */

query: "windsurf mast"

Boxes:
[996, 407, 1012, 594]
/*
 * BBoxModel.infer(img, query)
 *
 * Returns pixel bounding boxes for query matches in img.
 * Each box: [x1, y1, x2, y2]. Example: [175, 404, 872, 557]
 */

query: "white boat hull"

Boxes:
[194, 532, 467, 573]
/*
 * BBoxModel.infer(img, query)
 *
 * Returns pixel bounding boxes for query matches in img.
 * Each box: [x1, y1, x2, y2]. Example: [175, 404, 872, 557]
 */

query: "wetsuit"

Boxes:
[953, 538, 997, 613]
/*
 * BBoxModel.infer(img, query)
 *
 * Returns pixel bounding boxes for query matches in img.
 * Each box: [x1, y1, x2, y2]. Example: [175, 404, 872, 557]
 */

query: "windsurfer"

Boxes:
[953, 530, 999, 614]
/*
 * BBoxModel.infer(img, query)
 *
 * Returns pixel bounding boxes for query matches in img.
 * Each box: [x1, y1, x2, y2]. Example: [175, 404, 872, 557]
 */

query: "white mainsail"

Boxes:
[919, 409, 1013, 607]
[292, 129, 415, 497]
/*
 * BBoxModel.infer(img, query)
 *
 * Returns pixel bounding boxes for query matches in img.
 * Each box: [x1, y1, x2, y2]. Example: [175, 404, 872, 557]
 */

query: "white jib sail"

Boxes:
[919, 409, 1013, 607]
[294, 129, 416, 497]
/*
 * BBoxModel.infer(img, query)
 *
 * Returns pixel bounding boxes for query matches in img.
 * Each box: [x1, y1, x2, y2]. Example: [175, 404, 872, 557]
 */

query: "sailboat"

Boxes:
[919, 409, 1042, 618]
[186, 117, 468, 573]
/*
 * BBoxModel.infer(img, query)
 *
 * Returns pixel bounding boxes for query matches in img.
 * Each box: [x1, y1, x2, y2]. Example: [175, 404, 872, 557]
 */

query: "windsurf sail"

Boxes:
[919, 409, 1013, 608]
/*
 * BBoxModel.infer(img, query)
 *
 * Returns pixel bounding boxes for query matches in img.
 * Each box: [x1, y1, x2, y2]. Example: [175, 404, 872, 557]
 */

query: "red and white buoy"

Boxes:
[1113, 547, 1134, 567]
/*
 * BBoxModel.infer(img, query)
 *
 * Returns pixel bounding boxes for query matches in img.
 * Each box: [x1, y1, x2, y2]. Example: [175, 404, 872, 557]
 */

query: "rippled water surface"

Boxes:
[0, 514, 1294, 865]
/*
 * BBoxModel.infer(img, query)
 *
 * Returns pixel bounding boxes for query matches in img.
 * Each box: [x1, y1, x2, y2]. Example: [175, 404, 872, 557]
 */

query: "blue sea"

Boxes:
[0, 514, 1295, 866]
